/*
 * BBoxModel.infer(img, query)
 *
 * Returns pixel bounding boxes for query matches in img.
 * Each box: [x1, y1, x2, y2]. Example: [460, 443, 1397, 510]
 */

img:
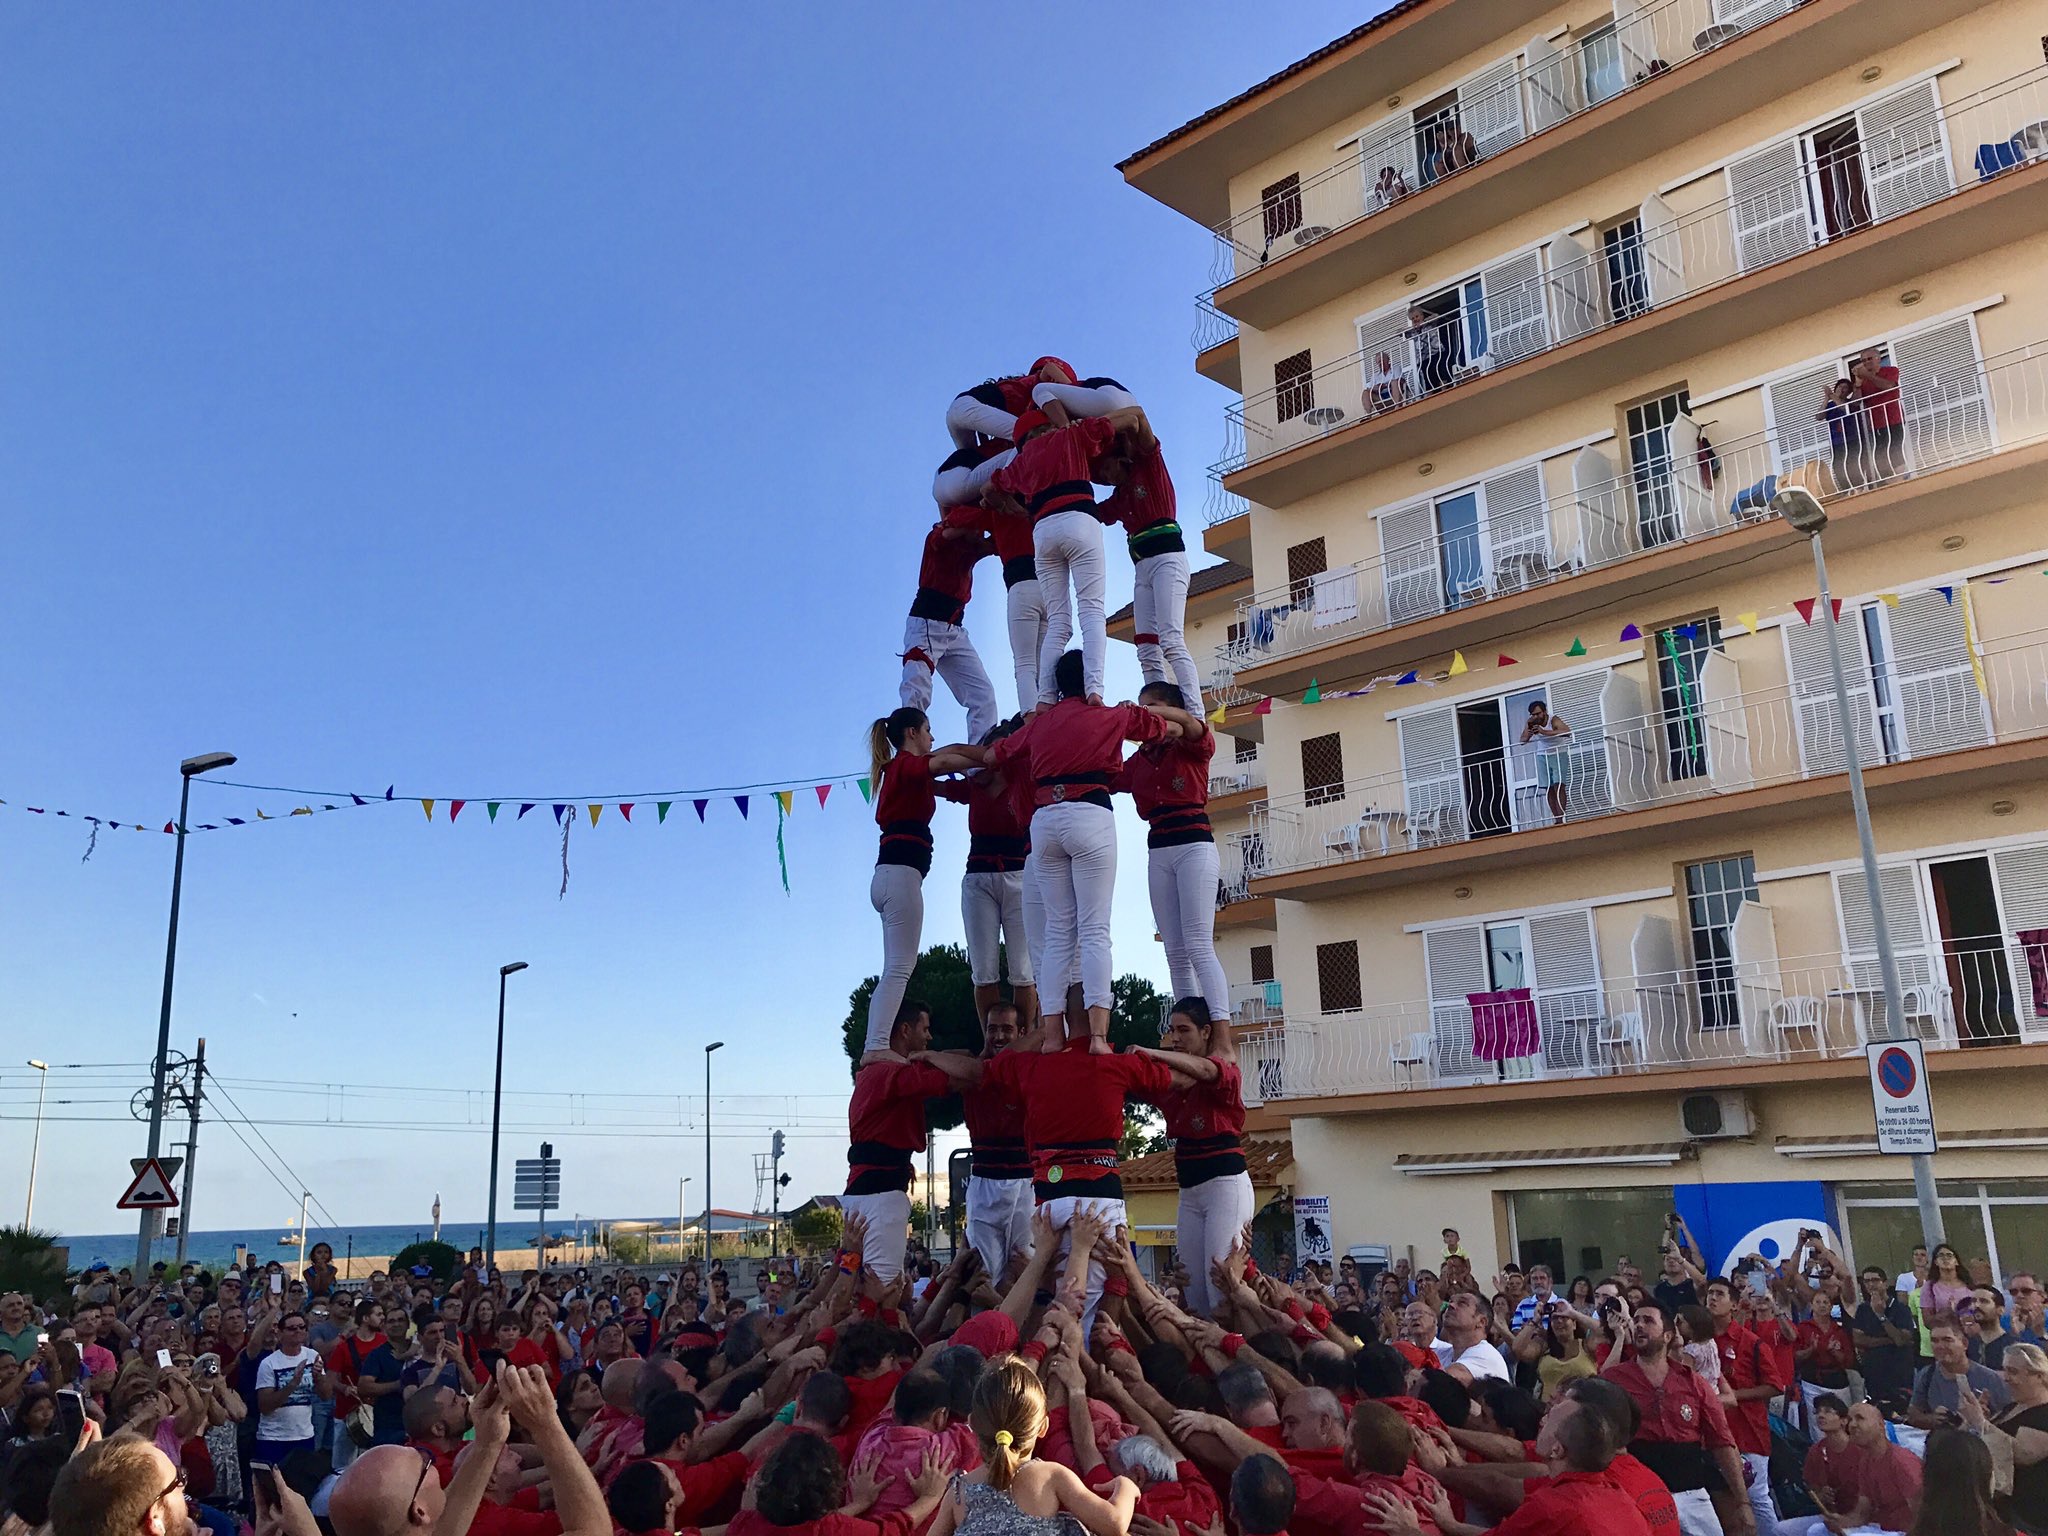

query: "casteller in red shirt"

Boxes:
[1491, 1468, 1653, 1535]
[1084, 1460, 1220, 1534]
[845, 1061, 951, 1198]
[729, 1507, 917, 1536]
[979, 1042, 1175, 1202]
[990, 416, 1118, 522]
[908, 520, 991, 627]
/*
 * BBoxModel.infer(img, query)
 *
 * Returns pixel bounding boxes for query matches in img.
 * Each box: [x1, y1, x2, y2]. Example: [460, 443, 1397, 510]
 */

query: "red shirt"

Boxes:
[1282, 1445, 1348, 1480]
[1103, 438, 1178, 537]
[1856, 363, 1903, 428]
[980, 1042, 1174, 1196]
[406, 1439, 458, 1488]
[1843, 1440, 1922, 1531]
[1378, 1396, 1447, 1438]
[1714, 1323, 1784, 1456]
[1115, 732, 1213, 825]
[844, 1061, 950, 1196]
[960, 1060, 1031, 1180]
[1605, 1452, 1679, 1533]
[326, 1331, 387, 1412]
[1085, 1461, 1220, 1535]
[470, 1501, 564, 1536]
[991, 417, 1117, 520]
[843, 1369, 904, 1445]
[1802, 1437, 1856, 1507]
[936, 773, 1029, 873]
[1291, 1468, 1446, 1536]
[993, 699, 1173, 808]
[874, 752, 937, 874]
[1494, 1469, 1651, 1535]
[1154, 1060, 1247, 1190]
[948, 500, 1036, 565]
[729, 1507, 911, 1536]
[1605, 1358, 1736, 1448]
[912, 520, 989, 622]
[1796, 1314, 1856, 1379]
[638, 1451, 750, 1527]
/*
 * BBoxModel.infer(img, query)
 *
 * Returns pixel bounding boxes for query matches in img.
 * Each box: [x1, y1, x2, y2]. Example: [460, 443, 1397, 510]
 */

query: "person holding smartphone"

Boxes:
[253, 1311, 332, 1464]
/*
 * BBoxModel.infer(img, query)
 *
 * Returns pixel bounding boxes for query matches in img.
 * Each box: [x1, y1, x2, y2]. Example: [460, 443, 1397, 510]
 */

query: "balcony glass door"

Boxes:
[1436, 489, 1485, 608]
[1927, 856, 2021, 1044]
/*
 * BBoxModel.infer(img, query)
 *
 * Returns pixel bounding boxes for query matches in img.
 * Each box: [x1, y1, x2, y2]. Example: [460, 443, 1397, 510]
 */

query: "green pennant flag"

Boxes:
[857, 776, 873, 803]
[486, 802, 501, 823]
[1303, 678, 1321, 704]
[775, 798, 791, 895]
[657, 801, 671, 823]
[1565, 637, 1587, 657]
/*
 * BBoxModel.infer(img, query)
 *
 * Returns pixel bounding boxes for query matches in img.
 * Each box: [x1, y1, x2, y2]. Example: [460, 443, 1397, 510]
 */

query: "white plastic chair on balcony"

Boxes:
[1324, 811, 1393, 859]
[1590, 1011, 1645, 1073]
[1901, 983, 1955, 1044]
[1408, 804, 1452, 849]
[1389, 1031, 1432, 1084]
[1767, 994, 1828, 1057]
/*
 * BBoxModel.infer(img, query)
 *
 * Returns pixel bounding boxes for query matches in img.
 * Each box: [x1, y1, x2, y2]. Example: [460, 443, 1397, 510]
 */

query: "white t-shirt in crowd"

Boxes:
[1450, 1339, 1512, 1383]
[1427, 1338, 1453, 1368]
[1896, 1271, 1923, 1294]
[255, 1346, 321, 1443]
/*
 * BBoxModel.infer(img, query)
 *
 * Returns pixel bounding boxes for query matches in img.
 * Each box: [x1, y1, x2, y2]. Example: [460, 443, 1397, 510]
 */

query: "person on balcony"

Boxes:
[1407, 304, 1458, 395]
[1364, 350, 1411, 415]
[944, 357, 1076, 451]
[1519, 701, 1573, 825]
[1115, 680, 1229, 1023]
[898, 517, 1001, 748]
[1370, 166, 1411, 210]
[1851, 346, 1905, 483]
[1126, 997, 1248, 1319]
[859, 707, 986, 1064]
[1817, 376, 1867, 492]
[1084, 403, 1202, 714]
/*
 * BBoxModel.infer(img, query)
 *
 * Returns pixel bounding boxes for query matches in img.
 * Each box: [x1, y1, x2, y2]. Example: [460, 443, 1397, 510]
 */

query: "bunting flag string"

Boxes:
[774, 796, 791, 896]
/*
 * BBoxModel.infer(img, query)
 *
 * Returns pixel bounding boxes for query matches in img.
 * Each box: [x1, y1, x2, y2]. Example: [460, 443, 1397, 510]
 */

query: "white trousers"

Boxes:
[842, 1190, 912, 1282]
[932, 449, 1014, 509]
[1042, 1194, 1128, 1337]
[1674, 1488, 1723, 1536]
[1034, 803, 1117, 1013]
[1006, 578, 1048, 717]
[1020, 850, 1050, 1004]
[966, 1176, 1034, 1282]
[1031, 381, 1142, 418]
[1148, 840, 1230, 1019]
[1131, 551, 1201, 708]
[947, 394, 1016, 450]
[864, 865, 924, 1052]
[962, 870, 1032, 986]
[1178, 1172, 1255, 1318]
[1740, 1451, 1778, 1530]
[899, 616, 999, 746]
[1034, 510, 1107, 706]
[1772, 1520, 1892, 1536]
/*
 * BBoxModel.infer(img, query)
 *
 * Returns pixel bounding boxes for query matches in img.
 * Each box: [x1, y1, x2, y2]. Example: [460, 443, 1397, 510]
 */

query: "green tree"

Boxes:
[788, 1206, 843, 1254]
[388, 1239, 462, 1284]
[0, 1227, 67, 1303]
[609, 1231, 651, 1264]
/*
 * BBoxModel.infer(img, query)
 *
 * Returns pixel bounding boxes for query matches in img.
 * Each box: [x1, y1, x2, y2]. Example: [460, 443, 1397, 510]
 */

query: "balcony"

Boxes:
[1240, 940, 2048, 1107]
[1230, 340, 2048, 696]
[1157, 979, 1285, 1033]
[1218, 835, 1278, 931]
[1216, 67, 2048, 508]
[1249, 627, 2048, 899]
[1209, 757, 1267, 818]
[1199, 0, 1983, 335]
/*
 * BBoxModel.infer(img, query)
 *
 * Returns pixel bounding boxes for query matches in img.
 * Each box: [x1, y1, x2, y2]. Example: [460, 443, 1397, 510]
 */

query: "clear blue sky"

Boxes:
[1, 3, 1366, 1241]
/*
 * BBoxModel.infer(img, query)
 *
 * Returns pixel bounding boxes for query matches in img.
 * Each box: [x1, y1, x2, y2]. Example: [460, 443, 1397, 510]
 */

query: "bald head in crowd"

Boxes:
[329, 1445, 446, 1536]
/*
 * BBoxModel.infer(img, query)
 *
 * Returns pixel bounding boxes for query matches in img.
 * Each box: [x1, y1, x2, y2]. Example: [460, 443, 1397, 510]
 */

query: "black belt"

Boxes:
[845, 1139, 916, 1196]
[1002, 555, 1039, 588]
[877, 819, 933, 876]
[1033, 1143, 1125, 1203]
[1038, 773, 1114, 812]
[967, 833, 1028, 874]
[1629, 1440, 1716, 1494]
[970, 1137, 1032, 1180]
[1128, 522, 1185, 559]
[909, 588, 966, 623]
[1146, 806, 1213, 849]
[1028, 480, 1095, 520]
[1174, 1133, 1246, 1188]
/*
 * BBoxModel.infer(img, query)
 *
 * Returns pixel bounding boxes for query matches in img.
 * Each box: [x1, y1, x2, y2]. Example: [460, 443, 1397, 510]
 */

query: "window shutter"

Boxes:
[1613, 0, 1655, 80]
[1260, 174, 1304, 248]
[1424, 925, 1489, 1079]
[1714, 0, 1793, 29]
[1783, 609, 1878, 772]
[1765, 359, 1845, 473]
[1992, 845, 2048, 932]
[1727, 139, 1813, 272]
[1461, 57, 1526, 161]
[1887, 589, 1990, 757]
[1893, 317, 1991, 468]
[1529, 909, 1599, 1072]
[1572, 444, 1630, 564]
[1638, 193, 1684, 307]
[1300, 732, 1346, 806]
[1358, 303, 1416, 393]
[1482, 249, 1549, 366]
[1250, 944, 1276, 983]
[1481, 462, 1549, 574]
[1355, 112, 1419, 206]
[1381, 502, 1444, 624]
[1399, 706, 1467, 841]
[1274, 349, 1315, 423]
[1316, 940, 1363, 1013]
[1833, 864, 1933, 990]
[1524, 33, 1582, 132]
[1663, 412, 1716, 537]
[1547, 669, 1614, 816]
[1857, 82, 1951, 221]
[1547, 228, 1601, 343]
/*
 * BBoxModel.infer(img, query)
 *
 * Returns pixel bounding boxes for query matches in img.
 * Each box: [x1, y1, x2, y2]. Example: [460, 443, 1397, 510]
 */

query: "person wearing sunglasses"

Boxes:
[48, 1434, 196, 1536]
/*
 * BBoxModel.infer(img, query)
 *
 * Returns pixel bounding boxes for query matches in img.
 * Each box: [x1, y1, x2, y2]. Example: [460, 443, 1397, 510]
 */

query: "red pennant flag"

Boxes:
[163, 821, 175, 834]
[1831, 597, 1843, 622]
[1794, 597, 1817, 625]
[816, 784, 832, 808]
[619, 803, 634, 822]
[1252, 697, 1272, 716]
[1497, 653, 1518, 667]
[450, 800, 466, 821]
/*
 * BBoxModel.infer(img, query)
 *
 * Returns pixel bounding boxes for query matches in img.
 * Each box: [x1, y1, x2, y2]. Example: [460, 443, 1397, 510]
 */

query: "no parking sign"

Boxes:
[1866, 1039, 1937, 1155]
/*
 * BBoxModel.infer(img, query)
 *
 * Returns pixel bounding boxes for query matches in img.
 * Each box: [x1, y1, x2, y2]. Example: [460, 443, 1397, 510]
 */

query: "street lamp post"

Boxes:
[703, 1043, 724, 1266]
[1773, 486, 1945, 1248]
[139, 751, 236, 1275]
[24, 1060, 49, 1226]
[486, 962, 530, 1266]
[678, 1176, 692, 1260]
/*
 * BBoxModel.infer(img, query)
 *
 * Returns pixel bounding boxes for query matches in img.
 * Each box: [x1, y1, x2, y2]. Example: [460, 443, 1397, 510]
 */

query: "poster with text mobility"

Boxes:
[1294, 1195, 1333, 1268]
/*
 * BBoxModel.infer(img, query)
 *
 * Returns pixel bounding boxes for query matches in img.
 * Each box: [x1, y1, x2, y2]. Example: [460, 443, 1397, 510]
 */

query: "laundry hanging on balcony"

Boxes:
[1468, 988, 1540, 1061]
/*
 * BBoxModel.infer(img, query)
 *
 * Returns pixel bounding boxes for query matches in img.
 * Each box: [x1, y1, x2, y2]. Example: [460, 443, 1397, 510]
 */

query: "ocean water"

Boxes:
[58, 1217, 672, 1275]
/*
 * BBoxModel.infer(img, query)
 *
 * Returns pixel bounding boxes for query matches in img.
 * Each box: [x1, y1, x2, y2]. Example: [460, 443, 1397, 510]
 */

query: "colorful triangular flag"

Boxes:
[693, 799, 709, 821]
[1395, 670, 1418, 685]
[1207, 702, 1227, 724]
[1302, 679, 1321, 704]
[449, 800, 465, 822]
[1448, 651, 1468, 677]
[163, 821, 175, 834]
[1794, 598, 1817, 624]
[1565, 638, 1586, 657]
[657, 801, 672, 822]
[225, 818, 244, 826]
[1878, 592, 1901, 608]
[486, 802, 500, 823]
[1675, 623, 1699, 640]
[552, 804, 567, 825]
[619, 803, 634, 822]
[290, 807, 312, 817]
[421, 800, 435, 821]
[857, 778, 872, 803]
[1619, 623, 1642, 641]
[775, 790, 793, 815]
[587, 804, 602, 827]
[1735, 612, 1759, 635]
[1252, 697, 1272, 716]
[384, 786, 394, 801]
[1937, 585, 1955, 603]
[255, 808, 271, 820]
[1497, 653, 1518, 667]
[815, 784, 831, 808]
[518, 803, 535, 820]
[735, 795, 750, 819]
[350, 793, 366, 807]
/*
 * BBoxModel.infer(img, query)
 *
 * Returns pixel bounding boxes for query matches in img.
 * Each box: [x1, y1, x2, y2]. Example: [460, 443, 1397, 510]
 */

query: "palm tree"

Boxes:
[0, 1226, 68, 1302]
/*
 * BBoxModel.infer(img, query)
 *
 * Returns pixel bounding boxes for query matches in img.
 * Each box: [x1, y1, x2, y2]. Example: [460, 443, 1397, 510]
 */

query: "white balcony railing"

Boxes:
[1201, 0, 1827, 297]
[1213, 65, 2048, 483]
[1219, 833, 1274, 907]
[1227, 338, 2048, 646]
[1248, 626, 2048, 880]
[1232, 979, 1285, 1027]
[1208, 757, 1267, 797]
[1240, 939, 2048, 1103]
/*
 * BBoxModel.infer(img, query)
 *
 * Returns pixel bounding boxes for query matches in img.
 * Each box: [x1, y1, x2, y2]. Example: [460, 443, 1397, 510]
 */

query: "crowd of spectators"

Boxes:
[4, 1210, 2047, 1536]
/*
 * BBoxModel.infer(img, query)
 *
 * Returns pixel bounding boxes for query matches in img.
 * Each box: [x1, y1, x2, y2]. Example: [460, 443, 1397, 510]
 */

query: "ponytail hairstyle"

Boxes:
[1139, 681, 1187, 710]
[867, 707, 929, 791]
[1053, 651, 1087, 701]
[971, 1357, 1047, 1492]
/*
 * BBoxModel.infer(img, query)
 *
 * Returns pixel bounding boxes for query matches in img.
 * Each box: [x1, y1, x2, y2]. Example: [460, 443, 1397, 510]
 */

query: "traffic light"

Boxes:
[772, 1130, 785, 1161]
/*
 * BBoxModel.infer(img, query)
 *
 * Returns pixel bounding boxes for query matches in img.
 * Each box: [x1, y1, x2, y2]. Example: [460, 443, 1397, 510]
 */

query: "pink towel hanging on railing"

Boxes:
[2019, 929, 2048, 1017]
[1469, 988, 1540, 1060]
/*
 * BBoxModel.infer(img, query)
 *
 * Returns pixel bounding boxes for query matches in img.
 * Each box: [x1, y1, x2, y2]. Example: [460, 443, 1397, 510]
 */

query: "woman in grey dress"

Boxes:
[926, 1359, 1138, 1536]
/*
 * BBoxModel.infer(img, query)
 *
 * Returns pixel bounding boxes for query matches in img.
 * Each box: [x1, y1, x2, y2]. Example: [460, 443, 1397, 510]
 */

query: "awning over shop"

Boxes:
[1393, 1142, 1691, 1176]
[1775, 1128, 2048, 1158]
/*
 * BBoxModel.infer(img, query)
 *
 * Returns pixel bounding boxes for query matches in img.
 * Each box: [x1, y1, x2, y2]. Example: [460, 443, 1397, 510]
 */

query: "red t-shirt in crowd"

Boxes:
[1797, 1314, 1856, 1379]
[1844, 1440, 1923, 1532]
[406, 1439, 457, 1488]
[992, 700, 1173, 808]
[845, 1062, 950, 1195]
[935, 773, 1029, 873]
[960, 1060, 1031, 1181]
[979, 1042, 1174, 1197]
[1857, 363, 1903, 428]
[1714, 1323, 1784, 1457]
[842, 1368, 906, 1446]
[1605, 1451, 1680, 1533]
[948, 499, 1036, 565]
[638, 1451, 750, 1527]
[469, 1500, 563, 1536]
[1493, 1469, 1652, 1535]
[873, 754, 936, 835]
[1084, 1461, 1219, 1534]
[1606, 1358, 1736, 1448]
[991, 417, 1117, 520]
[729, 1507, 914, 1536]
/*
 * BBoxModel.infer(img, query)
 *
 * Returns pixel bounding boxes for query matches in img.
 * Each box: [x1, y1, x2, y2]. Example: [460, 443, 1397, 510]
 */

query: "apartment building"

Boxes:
[1117, 0, 2048, 1281]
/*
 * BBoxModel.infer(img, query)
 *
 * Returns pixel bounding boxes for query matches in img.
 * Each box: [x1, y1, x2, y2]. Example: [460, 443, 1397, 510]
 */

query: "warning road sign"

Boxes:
[118, 1159, 181, 1210]
[1866, 1039, 1937, 1156]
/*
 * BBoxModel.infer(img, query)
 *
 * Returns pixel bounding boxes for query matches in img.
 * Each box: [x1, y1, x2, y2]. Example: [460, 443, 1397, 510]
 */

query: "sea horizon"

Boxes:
[55, 1215, 683, 1274]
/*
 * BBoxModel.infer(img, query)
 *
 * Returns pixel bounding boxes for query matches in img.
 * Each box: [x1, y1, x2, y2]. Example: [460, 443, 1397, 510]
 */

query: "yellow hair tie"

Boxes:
[993, 1431, 1014, 1447]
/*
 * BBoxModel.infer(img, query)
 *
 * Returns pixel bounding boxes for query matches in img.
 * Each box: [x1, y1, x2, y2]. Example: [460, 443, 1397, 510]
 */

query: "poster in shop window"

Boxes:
[1293, 1195, 1333, 1268]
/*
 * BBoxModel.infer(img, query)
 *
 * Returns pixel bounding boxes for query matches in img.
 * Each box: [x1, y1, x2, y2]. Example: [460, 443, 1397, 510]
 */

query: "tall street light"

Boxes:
[1773, 485, 1944, 1247]
[139, 751, 237, 1275]
[24, 1061, 49, 1226]
[677, 1175, 692, 1261]
[486, 962, 530, 1266]
[703, 1042, 724, 1266]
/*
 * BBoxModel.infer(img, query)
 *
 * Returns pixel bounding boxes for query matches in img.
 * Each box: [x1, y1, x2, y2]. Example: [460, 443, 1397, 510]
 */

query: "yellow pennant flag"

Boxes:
[421, 799, 435, 821]
[588, 804, 603, 827]
[1735, 611, 1760, 635]
[291, 806, 312, 817]
[255, 808, 271, 820]
[1961, 587, 1989, 697]
[775, 790, 793, 815]
[1878, 592, 1901, 608]
[1207, 702, 1227, 725]
[1448, 650, 1469, 677]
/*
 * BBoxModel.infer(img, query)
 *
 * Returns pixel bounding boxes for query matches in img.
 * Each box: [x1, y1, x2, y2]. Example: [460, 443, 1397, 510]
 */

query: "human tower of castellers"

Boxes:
[850, 358, 1251, 1325]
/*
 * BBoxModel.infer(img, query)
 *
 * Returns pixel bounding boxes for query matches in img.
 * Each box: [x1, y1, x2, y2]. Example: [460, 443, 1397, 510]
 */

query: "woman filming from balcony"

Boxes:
[1520, 700, 1573, 825]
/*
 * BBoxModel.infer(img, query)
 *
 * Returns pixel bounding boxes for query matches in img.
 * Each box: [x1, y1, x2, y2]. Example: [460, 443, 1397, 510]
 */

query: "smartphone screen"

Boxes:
[1747, 1269, 1770, 1296]
[56, 1389, 87, 1448]
[156, 1348, 174, 1369]
[271, 1274, 284, 1294]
